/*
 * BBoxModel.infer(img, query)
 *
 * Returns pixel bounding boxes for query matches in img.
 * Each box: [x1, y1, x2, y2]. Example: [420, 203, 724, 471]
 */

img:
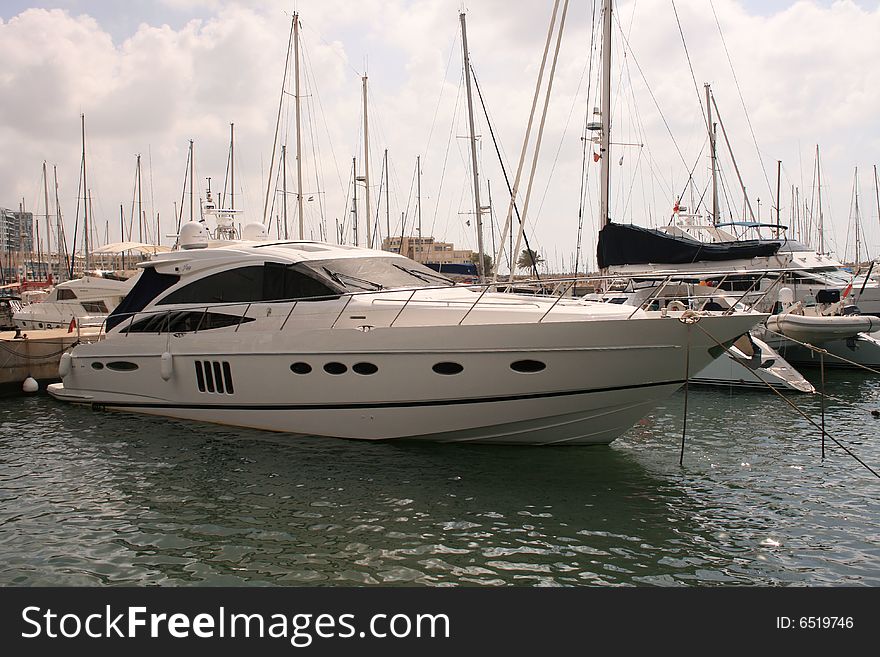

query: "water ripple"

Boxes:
[1, 370, 879, 586]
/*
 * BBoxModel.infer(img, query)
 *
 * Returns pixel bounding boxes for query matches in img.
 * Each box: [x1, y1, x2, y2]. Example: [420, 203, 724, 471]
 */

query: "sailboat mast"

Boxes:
[282, 144, 289, 240]
[351, 157, 358, 246]
[362, 75, 372, 248]
[417, 155, 422, 260]
[384, 148, 390, 247]
[42, 160, 50, 278]
[137, 153, 143, 243]
[53, 165, 65, 278]
[460, 11, 486, 282]
[294, 13, 305, 239]
[189, 140, 194, 223]
[775, 159, 781, 236]
[599, 0, 613, 230]
[230, 122, 235, 211]
[82, 113, 90, 273]
[854, 166, 860, 265]
[874, 164, 880, 239]
[817, 144, 823, 253]
[705, 83, 718, 224]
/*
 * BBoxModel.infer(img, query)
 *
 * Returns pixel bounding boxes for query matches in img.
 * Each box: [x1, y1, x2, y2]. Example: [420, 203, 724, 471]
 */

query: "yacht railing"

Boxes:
[101, 265, 821, 336]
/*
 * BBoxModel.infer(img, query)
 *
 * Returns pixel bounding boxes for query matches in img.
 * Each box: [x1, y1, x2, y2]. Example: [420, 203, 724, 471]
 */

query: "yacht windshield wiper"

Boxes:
[322, 267, 383, 291]
[392, 263, 452, 285]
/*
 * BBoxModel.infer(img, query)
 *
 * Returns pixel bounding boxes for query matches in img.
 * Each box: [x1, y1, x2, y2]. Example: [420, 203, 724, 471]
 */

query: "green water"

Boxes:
[1, 372, 878, 586]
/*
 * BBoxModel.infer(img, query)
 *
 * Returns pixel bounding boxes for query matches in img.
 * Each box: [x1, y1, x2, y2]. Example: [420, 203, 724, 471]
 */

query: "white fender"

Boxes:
[22, 377, 38, 393]
[160, 352, 173, 381]
[58, 352, 72, 377]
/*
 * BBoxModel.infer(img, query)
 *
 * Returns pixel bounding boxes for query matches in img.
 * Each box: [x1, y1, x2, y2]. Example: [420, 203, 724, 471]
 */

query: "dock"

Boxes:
[0, 327, 102, 396]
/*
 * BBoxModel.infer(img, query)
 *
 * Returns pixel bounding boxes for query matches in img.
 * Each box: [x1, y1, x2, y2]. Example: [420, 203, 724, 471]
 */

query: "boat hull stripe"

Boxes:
[91, 379, 685, 411]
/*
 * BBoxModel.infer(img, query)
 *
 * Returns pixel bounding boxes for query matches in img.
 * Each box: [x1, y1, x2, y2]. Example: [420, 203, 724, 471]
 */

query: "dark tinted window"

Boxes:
[107, 268, 179, 331]
[122, 311, 254, 333]
[158, 264, 338, 305]
[82, 301, 109, 314]
[299, 257, 453, 292]
[57, 288, 77, 300]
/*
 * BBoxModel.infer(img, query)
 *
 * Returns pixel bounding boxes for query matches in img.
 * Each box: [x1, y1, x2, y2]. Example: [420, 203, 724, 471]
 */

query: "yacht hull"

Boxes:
[48, 313, 759, 444]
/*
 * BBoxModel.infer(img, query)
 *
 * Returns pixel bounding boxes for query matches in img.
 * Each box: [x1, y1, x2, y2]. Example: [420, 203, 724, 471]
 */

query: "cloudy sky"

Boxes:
[2, 0, 880, 273]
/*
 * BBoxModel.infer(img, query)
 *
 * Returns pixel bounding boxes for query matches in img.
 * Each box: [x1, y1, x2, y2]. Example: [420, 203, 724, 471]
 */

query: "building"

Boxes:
[1, 207, 34, 254]
[382, 235, 474, 266]
[1, 207, 37, 282]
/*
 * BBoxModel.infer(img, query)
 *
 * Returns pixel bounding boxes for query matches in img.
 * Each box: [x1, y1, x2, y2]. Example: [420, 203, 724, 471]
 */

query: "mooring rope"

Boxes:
[692, 321, 880, 481]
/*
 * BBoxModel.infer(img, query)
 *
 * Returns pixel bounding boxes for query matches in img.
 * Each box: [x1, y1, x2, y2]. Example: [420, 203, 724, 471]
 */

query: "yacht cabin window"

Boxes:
[56, 288, 77, 300]
[157, 263, 339, 305]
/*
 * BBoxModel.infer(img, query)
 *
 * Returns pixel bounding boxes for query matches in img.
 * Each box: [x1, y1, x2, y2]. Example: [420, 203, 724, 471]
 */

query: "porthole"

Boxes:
[106, 361, 139, 372]
[432, 361, 463, 375]
[510, 359, 546, 373]
[290, 362, 312, 375]
[352, 362, 378, 375]
[91, 362, 104, 370]
[323, 362, 347, 375]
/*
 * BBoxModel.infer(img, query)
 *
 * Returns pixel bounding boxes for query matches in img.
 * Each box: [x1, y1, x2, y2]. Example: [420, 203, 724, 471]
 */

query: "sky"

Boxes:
[2, 0, 880, 273]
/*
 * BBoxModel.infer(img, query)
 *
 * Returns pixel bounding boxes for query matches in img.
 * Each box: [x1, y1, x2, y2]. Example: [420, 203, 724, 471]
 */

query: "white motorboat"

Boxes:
[765, 312, 880, 344]
[48, 241, 764, 444]
[761, 288, 880, 369]
[13, 274, 138, 330]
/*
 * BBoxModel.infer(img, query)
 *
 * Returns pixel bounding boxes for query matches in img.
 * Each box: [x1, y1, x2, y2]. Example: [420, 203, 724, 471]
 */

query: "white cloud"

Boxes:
[1, 0, 880, 270]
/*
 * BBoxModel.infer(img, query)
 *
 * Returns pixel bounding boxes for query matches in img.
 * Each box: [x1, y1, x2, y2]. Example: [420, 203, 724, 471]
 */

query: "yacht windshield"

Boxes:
[301, 257, 453, 292]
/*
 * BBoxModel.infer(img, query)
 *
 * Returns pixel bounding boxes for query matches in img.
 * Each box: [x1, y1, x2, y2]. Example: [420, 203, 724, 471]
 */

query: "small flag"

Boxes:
[593, 151, 600, 162]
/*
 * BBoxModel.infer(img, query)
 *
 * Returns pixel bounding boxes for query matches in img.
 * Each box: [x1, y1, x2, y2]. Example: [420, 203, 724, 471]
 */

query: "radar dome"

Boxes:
[179, 221, 209, 249]
[778, 287, 795, 306]
[242, 222, 269, 241]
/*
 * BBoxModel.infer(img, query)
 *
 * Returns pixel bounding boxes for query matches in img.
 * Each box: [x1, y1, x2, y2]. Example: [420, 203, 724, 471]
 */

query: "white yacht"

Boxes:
[48, 241, 764, 444]
[13, 274, 138, 330]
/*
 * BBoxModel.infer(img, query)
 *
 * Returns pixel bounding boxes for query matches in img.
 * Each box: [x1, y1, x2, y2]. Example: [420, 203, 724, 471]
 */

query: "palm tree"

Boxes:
[470, 252, 494, 277]
[516, 248, 544, 273]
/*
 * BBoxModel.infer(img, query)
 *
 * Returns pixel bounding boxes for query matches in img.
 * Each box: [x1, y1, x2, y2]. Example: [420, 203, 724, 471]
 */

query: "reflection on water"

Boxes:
[1, 371, 878, 586]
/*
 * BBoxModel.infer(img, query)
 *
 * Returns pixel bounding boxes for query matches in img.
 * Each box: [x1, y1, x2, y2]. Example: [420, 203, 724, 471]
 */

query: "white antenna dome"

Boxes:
[179, 221, 209, 250]
[778, 287, 794, 306]
[242, 222, 269, 241]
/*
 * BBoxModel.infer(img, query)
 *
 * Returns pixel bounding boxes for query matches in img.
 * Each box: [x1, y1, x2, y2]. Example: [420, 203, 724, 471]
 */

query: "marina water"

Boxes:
[1, 373, 878, 586]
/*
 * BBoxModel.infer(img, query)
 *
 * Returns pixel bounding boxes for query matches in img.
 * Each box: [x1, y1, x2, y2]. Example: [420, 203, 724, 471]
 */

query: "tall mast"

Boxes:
[599, 0, 613, 230]
[263, 16, 295, 225]
[42, 160, 50, 277]
[53, 165, 65, 278]
[854, 166, 861, 265]
[362, 75, 372, 248]
[817, 144, 823, 253]
[282, 144, 289, 239]
[294, 12, 305, 239]
[775, 159, 781, 236]
[81, 113, 90, 272]
[189, 139, 194, 222]
[384, 148, 390, 247]
[705, 83, 718, 224]
[874, 164, 880, 240]
[137, 153, 143, 242]
[417, 154, 422, 259]
[230, 122, 235, 211]
[460, 12, 486, 282]
[351, 157, 358, 246]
